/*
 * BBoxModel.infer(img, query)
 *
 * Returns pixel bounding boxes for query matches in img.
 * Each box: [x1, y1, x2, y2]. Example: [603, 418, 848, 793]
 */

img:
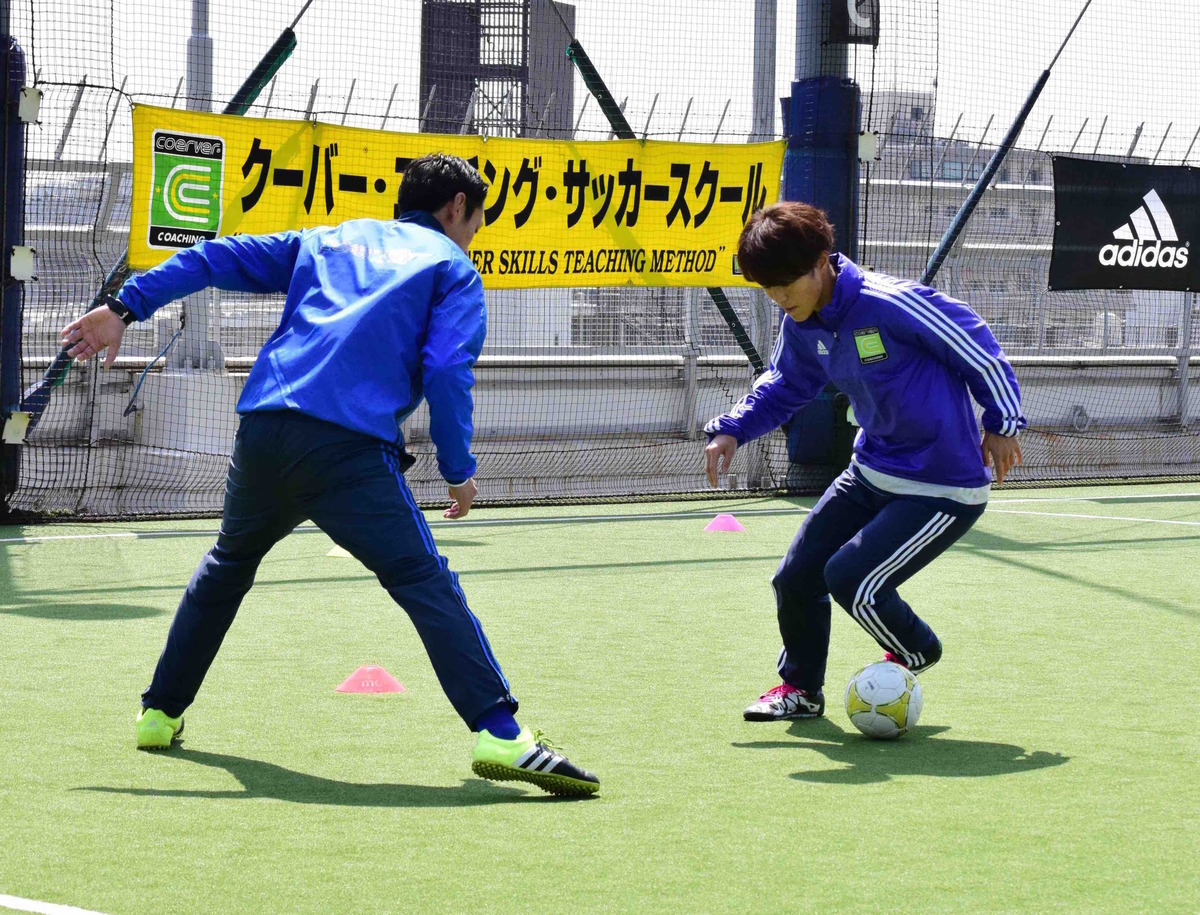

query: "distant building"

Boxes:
[419, 0, 575, 138]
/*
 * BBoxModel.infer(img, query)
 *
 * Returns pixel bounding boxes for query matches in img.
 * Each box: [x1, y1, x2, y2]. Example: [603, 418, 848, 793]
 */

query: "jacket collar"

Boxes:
[397, 209, 448, 236]
[799, 253, 863, 331]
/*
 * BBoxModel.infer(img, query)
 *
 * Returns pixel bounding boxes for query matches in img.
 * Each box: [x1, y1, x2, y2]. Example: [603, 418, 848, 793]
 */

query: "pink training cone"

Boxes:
[705, 513, 746, 533]
[336, 665, 406, 693]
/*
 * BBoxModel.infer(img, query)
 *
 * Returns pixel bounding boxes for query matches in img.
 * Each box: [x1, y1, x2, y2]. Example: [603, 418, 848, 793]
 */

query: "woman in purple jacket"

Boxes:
[705, 202, 1024, 722]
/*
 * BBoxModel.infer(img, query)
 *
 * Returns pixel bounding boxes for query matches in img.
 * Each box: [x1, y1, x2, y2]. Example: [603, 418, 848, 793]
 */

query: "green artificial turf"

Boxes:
[1, 484, 1198, 913]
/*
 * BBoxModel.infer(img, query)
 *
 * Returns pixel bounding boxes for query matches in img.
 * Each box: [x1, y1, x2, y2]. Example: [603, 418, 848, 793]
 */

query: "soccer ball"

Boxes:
[844, 661, 922, 739]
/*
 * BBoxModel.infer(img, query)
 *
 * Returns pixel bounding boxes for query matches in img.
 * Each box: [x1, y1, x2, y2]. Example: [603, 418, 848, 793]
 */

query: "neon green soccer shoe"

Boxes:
[136, 708, 184, 750]
[472, 727, 599, 797]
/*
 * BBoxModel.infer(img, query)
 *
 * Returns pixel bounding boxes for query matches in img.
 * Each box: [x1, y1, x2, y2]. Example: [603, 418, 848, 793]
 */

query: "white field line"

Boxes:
[3, 498, 1200, 546]
[987, 508, 1200, 527]
[990, 491, 1200, 504]
[0, 894, 112, 915]
[0, 508, 812, 544]
[0, 531, 141, 544]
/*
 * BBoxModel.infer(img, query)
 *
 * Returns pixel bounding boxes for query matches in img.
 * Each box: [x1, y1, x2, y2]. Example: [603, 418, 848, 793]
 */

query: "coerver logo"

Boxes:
[853, 326, 887, 364]
[1098, 189, 1190, 270]
[148, 129, 225, 250]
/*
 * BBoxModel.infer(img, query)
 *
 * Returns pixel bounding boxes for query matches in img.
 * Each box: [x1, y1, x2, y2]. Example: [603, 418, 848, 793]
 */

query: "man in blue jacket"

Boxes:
[61, 154, 598, 796]
[705, 202, 1024, 721]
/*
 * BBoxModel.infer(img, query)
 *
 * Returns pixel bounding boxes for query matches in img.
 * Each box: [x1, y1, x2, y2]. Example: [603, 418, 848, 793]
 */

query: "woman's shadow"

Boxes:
[733, 717, 1069, 785]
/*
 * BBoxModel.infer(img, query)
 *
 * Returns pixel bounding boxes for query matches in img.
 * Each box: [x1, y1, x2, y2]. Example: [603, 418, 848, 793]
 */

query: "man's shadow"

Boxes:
[76, 747, 572, 806]
[733, 717, 1069, 785]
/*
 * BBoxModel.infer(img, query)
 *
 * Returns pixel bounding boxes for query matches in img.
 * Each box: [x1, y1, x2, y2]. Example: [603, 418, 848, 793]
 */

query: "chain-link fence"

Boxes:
[4, 0, 1200, 517]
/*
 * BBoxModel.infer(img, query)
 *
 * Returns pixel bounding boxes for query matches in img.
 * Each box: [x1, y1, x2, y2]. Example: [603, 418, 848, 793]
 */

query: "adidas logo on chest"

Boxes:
[1099, 189, 1191, 269]
[816, 340, 830, 355]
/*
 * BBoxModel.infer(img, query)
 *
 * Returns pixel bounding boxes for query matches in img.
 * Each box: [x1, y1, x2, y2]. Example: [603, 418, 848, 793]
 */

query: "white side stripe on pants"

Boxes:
[851, 512, 954, 667]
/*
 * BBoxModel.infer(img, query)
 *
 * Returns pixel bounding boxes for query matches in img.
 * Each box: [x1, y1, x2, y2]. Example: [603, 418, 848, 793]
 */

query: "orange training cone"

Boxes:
[704, 513, 746, 532]
[336, 665, 406, 693]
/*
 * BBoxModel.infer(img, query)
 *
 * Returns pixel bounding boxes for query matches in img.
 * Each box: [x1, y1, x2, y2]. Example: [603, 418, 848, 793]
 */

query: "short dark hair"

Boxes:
[737, 202, 835, 286]
[397, 153, 489, 218]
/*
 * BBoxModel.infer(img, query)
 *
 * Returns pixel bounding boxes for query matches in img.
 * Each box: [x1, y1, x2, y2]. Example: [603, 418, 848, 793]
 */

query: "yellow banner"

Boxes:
[129, 105, 784, 288]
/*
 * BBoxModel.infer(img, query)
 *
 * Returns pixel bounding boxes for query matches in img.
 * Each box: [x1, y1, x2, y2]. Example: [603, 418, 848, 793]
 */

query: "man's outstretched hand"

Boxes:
[705, 434, 738, 488]
[445, 478, 478, 519]
[982, 431, 1022, 484]
[60, 305, 126, 368]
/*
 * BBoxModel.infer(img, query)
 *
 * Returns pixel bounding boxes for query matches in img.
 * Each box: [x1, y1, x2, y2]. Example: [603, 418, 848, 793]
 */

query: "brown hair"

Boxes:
[737, 202, 835, 286]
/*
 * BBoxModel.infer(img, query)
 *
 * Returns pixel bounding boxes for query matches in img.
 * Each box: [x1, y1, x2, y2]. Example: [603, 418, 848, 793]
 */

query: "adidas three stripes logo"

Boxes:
[515, 743, 568, 774]
[1112, 189, 1179, 243]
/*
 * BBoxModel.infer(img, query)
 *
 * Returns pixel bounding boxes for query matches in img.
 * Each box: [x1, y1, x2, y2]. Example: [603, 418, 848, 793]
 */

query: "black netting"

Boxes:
[4, 1, 1200, 518]
[841, 0, 1200, 485]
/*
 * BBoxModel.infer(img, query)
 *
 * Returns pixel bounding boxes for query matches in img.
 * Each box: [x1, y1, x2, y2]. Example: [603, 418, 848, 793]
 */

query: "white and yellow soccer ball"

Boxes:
[844, 661, 922, 739]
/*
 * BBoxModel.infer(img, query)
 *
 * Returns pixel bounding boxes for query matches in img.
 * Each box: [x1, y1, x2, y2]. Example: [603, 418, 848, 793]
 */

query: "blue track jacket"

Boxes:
[117, 212, 486, 484]
[706, 255, 1025, 489]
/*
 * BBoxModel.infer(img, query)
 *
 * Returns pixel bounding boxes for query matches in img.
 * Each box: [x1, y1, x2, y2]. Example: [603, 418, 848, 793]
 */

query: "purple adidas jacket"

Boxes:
[706, 255, 1025, 489]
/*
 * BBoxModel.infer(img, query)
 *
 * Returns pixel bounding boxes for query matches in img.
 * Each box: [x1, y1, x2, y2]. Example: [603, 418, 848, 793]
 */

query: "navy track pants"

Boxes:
[141, 410, 516, 726]
[773, 467, 985, 693]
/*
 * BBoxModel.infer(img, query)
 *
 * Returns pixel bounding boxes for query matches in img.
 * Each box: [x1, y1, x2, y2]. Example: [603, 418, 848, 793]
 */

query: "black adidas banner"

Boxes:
[1050, 156, 1199, 292]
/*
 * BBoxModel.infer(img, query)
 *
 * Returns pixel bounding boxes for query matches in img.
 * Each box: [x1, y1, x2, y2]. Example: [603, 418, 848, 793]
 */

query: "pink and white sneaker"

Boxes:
[743, 684, 825, 721]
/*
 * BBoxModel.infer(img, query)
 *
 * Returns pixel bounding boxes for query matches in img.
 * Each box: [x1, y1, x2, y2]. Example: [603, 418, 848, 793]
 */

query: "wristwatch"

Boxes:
[102, 293, 138, 326]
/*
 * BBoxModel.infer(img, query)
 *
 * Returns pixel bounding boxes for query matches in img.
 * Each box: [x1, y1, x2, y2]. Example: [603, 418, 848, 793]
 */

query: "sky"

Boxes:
[17, 0, 1200, 165]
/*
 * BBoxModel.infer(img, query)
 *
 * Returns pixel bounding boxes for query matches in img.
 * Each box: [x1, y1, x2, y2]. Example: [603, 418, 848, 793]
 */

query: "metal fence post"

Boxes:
[682, 290, 698, 440]
[1035, 279, 1048, 353]
[1179, 292, 1195, 427]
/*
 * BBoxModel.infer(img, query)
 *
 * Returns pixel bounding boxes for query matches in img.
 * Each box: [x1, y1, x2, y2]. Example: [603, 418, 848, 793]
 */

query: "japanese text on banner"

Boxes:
[129, 105, 785, 288]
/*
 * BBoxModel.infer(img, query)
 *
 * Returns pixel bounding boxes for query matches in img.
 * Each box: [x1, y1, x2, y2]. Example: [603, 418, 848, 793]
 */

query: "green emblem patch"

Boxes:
[148, 129, 225, 250]
[854, 326, 888, 364]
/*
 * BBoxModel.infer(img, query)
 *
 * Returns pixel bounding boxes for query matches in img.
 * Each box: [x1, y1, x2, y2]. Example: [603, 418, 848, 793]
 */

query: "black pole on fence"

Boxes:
[225, 28, 297, 117]
[922, 0, 1096, 286]
[20, 2, 314, 433]
[566, 40, 766, 374]
[920, 70, 1049, 286]
[0, 0, 25, 513]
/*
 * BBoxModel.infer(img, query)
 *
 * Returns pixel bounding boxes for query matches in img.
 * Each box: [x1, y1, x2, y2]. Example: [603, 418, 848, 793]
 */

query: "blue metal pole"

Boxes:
[1, 1, 25, 506]
[0, 31, 21, 414]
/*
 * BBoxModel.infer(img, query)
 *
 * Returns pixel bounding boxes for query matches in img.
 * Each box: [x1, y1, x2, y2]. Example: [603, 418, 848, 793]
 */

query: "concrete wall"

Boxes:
[15, 354, 1200, 516]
